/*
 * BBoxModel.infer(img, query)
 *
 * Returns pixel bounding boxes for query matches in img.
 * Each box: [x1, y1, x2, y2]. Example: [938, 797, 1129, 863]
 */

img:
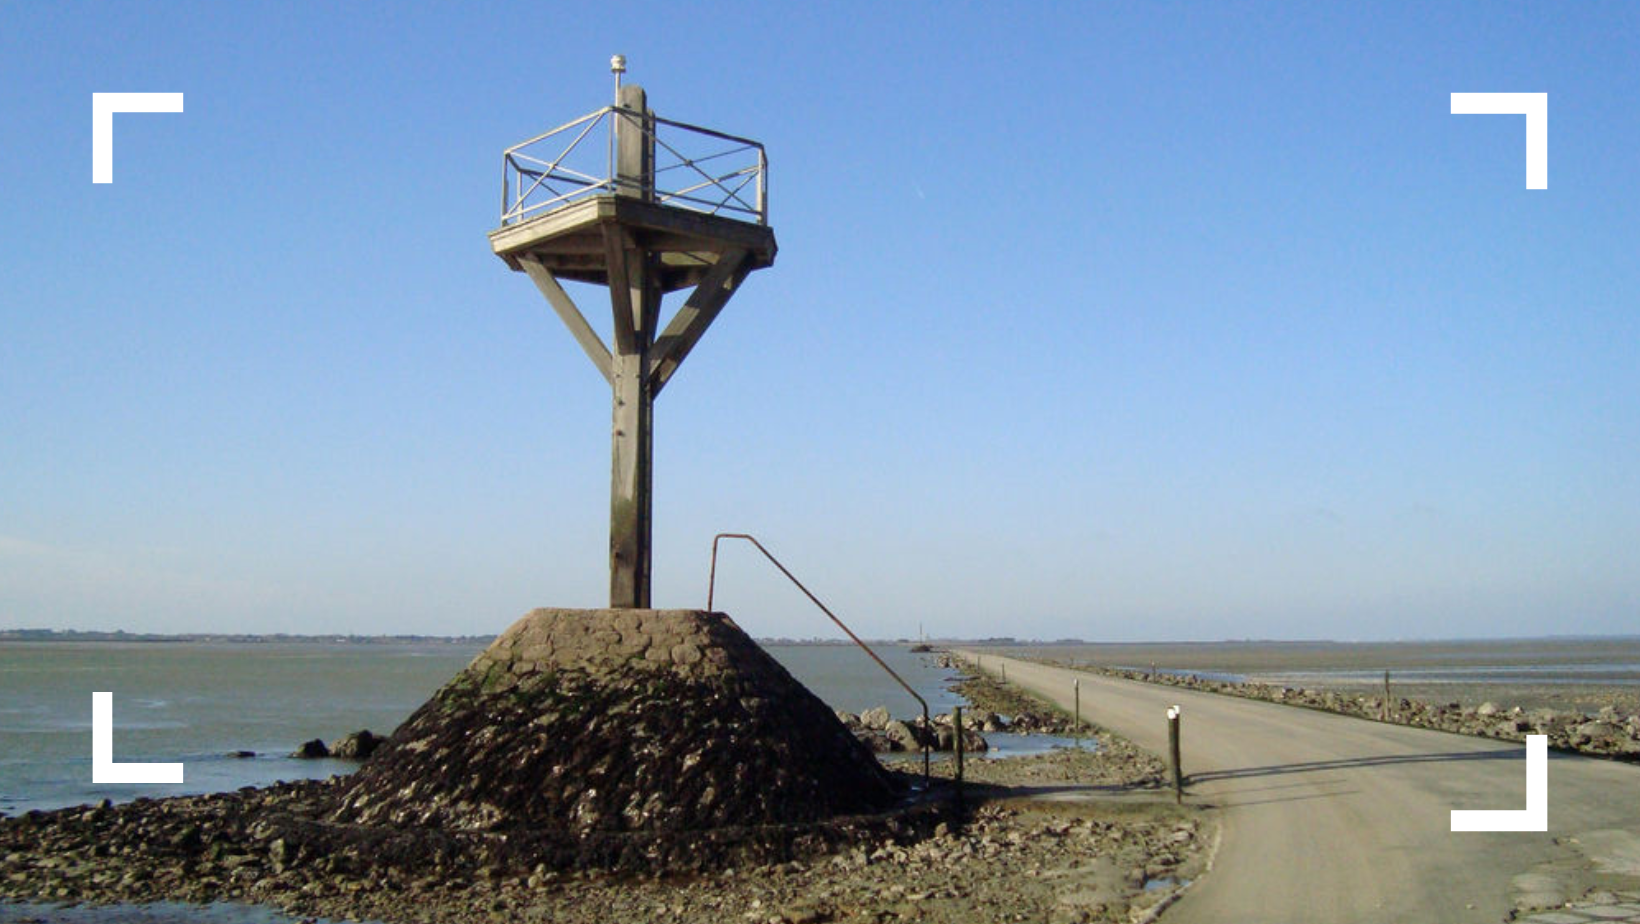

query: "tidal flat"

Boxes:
[1001, 637, 1640, 715]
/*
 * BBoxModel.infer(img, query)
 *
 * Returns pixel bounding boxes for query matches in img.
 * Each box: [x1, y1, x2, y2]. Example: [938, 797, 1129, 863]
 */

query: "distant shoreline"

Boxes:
[4, 628, 1639, 647]
[0, 630, 883, 646]
[0, 629, 491, 645]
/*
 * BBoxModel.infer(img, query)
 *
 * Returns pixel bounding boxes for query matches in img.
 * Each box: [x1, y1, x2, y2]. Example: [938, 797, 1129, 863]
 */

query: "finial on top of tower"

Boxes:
[610, 54, 627, 100]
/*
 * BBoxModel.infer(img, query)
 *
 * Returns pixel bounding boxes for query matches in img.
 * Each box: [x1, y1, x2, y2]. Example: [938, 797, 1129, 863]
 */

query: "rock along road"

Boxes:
[955, 651, 1640, 924]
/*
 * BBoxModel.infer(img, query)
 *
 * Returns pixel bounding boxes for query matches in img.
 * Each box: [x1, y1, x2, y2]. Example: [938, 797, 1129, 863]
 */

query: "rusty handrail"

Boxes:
[708, 533, 931, 785]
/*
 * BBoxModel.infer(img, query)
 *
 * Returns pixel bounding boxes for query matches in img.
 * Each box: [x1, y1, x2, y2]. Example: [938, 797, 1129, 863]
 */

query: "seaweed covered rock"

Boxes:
[330, 729, 384, 760]
[329, 608, 897, 835]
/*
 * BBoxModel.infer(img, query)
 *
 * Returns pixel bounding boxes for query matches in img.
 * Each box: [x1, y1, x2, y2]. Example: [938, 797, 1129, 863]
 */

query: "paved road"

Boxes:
[956, 651, 1640, 924]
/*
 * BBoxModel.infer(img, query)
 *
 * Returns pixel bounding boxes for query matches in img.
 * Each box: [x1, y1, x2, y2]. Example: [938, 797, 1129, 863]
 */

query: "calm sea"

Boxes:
[0, 640, 977, 816]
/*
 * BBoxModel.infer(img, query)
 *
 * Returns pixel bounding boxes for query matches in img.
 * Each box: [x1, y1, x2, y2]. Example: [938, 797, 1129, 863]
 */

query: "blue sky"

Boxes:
[1, 2, 1635, 640]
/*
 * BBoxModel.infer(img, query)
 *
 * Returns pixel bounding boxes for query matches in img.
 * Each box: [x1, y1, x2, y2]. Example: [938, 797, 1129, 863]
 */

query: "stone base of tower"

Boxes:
[320, 608, 908, 869]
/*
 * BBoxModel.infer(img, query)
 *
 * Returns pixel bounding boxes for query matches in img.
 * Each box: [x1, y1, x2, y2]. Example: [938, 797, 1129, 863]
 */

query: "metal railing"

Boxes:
[501, 106, 768, 227]
[707, 533, 930, 785]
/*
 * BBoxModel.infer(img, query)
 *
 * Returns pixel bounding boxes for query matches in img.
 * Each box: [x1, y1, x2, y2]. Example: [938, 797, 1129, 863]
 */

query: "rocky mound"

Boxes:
[329, 608, 899, 835]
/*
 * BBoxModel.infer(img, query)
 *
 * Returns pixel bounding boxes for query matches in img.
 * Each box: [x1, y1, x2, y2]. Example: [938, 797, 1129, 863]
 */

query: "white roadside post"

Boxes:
[1167, 705, 1183, 803]
[1073, 678, 1081, 737]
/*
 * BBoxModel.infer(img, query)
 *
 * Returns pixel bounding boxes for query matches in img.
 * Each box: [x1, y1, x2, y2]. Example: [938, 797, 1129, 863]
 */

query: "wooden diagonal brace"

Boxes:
[518, 255, 613, 386]
[648, 248, 752, 395]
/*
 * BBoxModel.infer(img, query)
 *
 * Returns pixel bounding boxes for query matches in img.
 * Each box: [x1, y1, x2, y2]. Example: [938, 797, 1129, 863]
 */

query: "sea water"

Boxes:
[0, 641, 477, 815]
[0, 639, 1027, 815]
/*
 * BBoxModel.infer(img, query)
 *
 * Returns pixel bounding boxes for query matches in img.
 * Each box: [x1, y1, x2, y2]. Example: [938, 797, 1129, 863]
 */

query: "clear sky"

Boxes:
[1, 2, 1635, 641]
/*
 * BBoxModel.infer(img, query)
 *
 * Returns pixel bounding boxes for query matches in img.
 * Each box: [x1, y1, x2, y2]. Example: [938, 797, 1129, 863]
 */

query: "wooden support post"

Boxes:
[607, 85, 658, 609]
[1383, 669, 1392, 722]
[954, 705, 965, 798]
[615, 84, 654, 202]
[608, 344, 654, 608]
[1073, 679, 1080, 738]
[1167, 705, 1183, 804]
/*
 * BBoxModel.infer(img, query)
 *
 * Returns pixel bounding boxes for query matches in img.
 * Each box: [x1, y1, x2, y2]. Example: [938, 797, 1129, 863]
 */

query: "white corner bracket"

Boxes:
[1450, 92, 1547, 190]
[92, 92, 185, 184]
[1450, 735, 1547, 833]
[92, 692, 185, 785]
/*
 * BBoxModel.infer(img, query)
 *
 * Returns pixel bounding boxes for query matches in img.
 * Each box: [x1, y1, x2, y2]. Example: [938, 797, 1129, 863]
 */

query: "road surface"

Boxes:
[956, 651, 1640, 923]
